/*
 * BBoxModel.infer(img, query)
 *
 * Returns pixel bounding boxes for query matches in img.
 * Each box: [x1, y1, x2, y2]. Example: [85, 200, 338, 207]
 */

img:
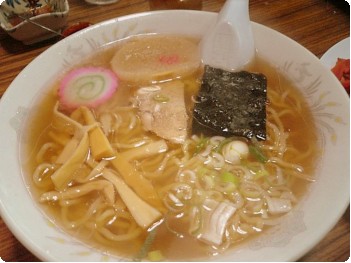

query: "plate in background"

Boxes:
[320, 37, 350, 67]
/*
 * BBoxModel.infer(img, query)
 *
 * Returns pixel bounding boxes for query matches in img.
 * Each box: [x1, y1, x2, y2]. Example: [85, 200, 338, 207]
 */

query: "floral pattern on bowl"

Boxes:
[0, 0, 69, 44]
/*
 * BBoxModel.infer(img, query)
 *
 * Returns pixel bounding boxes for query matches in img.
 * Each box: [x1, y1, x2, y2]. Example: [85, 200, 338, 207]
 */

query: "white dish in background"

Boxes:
[0, 10, 349, 262]
[320, 37, 350, 68]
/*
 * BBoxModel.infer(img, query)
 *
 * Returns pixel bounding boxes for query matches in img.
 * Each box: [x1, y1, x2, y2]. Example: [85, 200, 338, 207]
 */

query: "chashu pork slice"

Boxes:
[135, 81, 188, 144]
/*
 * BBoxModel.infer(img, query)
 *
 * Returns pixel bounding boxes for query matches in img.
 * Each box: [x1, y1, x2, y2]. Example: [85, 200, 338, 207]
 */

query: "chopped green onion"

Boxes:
[220, 182, 237, 192]
[194, 135, 209, 155]
[221, 171, 239, 185]
[197, 166, 209, 177]
[249, 145, 268, 163]
[133, 228, 157, 261]
[254, 169, 269, 180]
[214, 137, 233, 153]
[148, 250, 164, 261]
[153, 93, 169, 103]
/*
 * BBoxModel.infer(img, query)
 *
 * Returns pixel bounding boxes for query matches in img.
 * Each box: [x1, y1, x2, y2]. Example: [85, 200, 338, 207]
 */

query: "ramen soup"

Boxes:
[21, 34, 319, 261]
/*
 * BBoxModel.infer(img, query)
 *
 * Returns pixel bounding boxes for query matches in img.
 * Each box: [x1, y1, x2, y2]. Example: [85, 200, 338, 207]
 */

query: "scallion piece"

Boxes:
[153, 93, 170, 103]
[249, 145, 268, 163]
[148, 250, 164, 261]
[194, 135, 209, 155]
[133, 228, 157, 261]
[214, 137, 232, 153]
[221, 171, 239, 185]
[254, 169, 269, 180]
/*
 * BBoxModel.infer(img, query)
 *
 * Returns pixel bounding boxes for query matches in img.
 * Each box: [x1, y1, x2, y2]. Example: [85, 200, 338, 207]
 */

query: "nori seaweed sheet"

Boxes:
[192, 65, 267, 140]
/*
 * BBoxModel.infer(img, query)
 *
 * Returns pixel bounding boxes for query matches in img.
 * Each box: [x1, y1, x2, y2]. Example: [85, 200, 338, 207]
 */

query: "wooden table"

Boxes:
[0, 0, 349, 261]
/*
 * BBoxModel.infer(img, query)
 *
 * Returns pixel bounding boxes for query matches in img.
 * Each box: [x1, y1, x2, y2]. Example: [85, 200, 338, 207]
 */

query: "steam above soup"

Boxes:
[22, 34, 319, 261]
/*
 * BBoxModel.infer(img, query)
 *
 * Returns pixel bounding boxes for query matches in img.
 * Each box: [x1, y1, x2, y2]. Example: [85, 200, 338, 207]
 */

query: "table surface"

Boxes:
[0, 0, 349, 261]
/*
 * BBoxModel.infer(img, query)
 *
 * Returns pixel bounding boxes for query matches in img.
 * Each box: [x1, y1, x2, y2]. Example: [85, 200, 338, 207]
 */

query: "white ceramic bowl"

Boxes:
[0, 10, 349, 261]
[0, 0, 69, 44]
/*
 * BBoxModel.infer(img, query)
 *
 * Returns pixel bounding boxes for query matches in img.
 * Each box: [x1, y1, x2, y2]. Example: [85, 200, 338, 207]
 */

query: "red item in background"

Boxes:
[62, 22, 92, 37]
[331, 58, 350, 94]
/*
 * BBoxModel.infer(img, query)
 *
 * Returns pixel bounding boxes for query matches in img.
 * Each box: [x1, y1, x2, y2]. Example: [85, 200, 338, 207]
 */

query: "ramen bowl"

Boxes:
[0, 0, 69, 44]
[0, 10, 349, 261]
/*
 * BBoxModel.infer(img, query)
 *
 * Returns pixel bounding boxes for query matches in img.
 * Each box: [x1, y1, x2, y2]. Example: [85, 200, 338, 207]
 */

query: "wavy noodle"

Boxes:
[142, 149, 182, 179]
[114, 120, 145, 145]
[276, 108, 297, 119]
[93, 207, 142, 243]
[75, 160, 108, 183]
[112, 114, 123, 133]
[159, 164, 180, 181]
[269, 157, 304, 173]
[99, 112, 114, 135]
[113, 138, 150, 150]
[266, 109, 288, 156]
[33, 163, 56, 188]
[97, 224, 142, 242]
[61, 196, 104, 229]
[285, 143, 316, 163]
[234, 165, 252, 177]
[39, 180, 115, 203]
[94, 208, 142, 242]
[139, 153, 165, 171]
[240, 182, 264, 199]
[35, 142, 59, 163]
[205, 190, 224, 202]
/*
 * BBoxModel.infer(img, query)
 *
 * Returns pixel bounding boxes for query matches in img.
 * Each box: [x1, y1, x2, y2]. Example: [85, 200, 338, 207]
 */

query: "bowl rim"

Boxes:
[0, 9, 349, 262]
